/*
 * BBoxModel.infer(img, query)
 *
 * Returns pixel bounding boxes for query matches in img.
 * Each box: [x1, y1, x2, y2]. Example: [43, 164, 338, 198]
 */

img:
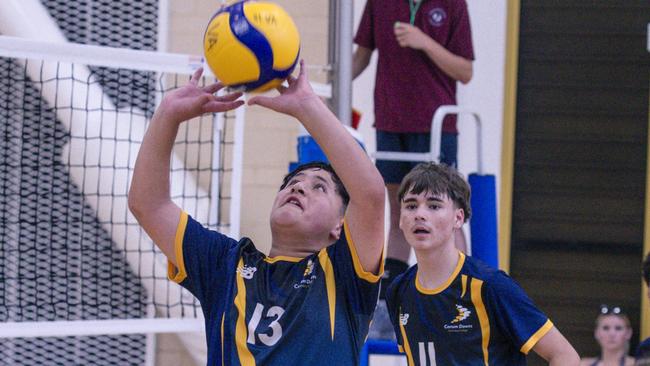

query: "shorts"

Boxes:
[376, 130, 457, 184]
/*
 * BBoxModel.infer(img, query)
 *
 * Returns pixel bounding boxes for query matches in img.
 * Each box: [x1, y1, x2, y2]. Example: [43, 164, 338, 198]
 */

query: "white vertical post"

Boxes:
[157, 0, 169, 53]
[229, 99, 246, 239]
[209, 113, 224, 231]
[336, 0, 353, 126]
[145, 301, 157, 366]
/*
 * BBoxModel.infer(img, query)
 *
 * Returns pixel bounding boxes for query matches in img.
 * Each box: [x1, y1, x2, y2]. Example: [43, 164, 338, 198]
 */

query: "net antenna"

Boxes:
[0, 1, 245, 365]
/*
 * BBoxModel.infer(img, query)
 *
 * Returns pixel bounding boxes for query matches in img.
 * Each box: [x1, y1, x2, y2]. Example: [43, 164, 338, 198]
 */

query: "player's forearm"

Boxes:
[533, 328, 580, 366]
[422, 38, 473, 84]
[296, 97, 385, 205]
[129, 108, 178, 214]
[548, 351, 580, 366]
[352, 46, 372, 80]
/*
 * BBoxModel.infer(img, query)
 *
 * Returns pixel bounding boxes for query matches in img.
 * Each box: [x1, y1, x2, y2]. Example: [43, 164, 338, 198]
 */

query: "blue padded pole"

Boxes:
[468, 173, 498, 268]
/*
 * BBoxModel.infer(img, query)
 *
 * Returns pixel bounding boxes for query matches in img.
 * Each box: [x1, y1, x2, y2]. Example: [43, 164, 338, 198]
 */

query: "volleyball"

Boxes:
[203, 1, 300, 92]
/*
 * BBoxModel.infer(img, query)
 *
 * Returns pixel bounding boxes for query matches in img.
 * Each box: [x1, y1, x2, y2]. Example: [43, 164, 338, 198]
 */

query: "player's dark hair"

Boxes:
[643, 252, 650, 286]
[397, 162, 471, 222]
[281, 161, 350, 210]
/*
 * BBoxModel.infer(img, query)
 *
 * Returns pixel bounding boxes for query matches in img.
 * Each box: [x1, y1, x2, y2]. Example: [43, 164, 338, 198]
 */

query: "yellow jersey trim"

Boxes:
[264, 255, 303, 263]
[343, 219, 384, 283]
[167, 210, 189, 283]
[234, 258, 256, 365]
[461, 274, 468, 298]
[415, 251, 465, 295]
[520, 319, 554, 354]
[318, 249, 337, 340]
[399, 308, 415, 366]
[398, 345, 404, 353]
[471, 278, 490, 366]
[221, 314, 226, 366]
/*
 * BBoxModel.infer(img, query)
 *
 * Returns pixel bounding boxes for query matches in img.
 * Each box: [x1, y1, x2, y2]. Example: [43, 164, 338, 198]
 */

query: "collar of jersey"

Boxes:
[264, 255, 305, 263]
[415, 251, 465, 295]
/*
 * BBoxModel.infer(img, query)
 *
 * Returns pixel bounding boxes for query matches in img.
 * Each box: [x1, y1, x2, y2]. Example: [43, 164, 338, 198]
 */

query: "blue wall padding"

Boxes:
[290, 134, 366, 172]
[468, 173, 498, 268]
[297, 135, 328, 164]
[360, 340, 402, 366]
[289, 135, 328, 172]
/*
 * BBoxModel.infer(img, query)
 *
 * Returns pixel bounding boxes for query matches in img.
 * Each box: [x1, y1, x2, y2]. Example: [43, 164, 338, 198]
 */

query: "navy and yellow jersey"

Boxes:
[636, 337, 650, 365]
[168, 211, 383, 365]
[385, 252, 553, 366]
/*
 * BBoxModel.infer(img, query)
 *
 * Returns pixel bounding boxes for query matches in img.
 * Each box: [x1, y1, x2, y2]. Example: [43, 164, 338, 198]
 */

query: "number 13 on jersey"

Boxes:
[247, 303, 285, 346]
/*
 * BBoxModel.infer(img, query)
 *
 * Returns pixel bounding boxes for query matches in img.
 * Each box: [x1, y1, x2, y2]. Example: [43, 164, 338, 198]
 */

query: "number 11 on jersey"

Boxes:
[418, 341, 436, 365]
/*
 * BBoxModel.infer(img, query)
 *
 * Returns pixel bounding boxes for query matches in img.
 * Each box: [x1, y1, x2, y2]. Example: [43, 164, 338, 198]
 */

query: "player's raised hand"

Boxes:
[394, 22, 433, 50]
[247, 60, 319, 120]
[158, 67, 244, 124]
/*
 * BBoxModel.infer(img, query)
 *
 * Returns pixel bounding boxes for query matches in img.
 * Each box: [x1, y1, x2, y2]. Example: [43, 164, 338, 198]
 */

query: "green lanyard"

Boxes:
[409, 0, 423, 24]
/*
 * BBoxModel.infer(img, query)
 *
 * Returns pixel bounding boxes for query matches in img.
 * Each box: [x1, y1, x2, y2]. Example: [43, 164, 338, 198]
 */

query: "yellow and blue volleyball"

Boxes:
[203, 0, 300, 92]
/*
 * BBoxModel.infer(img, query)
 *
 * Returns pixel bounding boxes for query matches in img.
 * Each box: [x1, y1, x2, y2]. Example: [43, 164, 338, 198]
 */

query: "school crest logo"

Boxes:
[451, 304, 471, 323]
[294, 259, 317, 289]
[303, 259, 315, 277]
[428, 8, 447, 27]
[237, 265, 257, 279]
[444, 304, 473, 332]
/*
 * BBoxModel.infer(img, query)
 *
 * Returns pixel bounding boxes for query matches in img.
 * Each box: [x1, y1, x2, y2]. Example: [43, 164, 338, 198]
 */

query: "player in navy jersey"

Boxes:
[385, 162, 579, 365]
[636, 253, 650, 365]
[128, 61, 385, 365]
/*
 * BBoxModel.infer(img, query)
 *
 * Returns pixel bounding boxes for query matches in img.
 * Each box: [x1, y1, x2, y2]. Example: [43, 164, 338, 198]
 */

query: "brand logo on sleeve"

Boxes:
[400, 313, 410, 326]
[237, 265, 257, 280]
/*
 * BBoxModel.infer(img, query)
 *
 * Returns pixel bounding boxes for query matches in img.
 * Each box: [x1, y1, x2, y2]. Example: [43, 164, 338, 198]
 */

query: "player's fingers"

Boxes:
[203, 82, 224, 94]
[216, 92, 243, 102]
[190, 67, 203, 86]
[297, 59, 306, 80]
[247, 95, 272, 107]
[276, 85, 288, 94]
[204, 100, 245, 113]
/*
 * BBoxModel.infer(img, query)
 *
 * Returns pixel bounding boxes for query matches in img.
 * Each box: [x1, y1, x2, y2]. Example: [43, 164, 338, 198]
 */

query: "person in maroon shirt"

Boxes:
[352, 0, 474, 338]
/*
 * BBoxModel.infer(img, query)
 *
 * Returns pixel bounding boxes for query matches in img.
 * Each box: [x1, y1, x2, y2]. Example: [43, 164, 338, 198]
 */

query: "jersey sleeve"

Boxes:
[353, 0, 375, 50]
[327, 220, 384, 316]
[635, 338, 650, 360]
[447, 0, 474, 60]
[167, 211, 238, 305]
[484, 271, 554, 354]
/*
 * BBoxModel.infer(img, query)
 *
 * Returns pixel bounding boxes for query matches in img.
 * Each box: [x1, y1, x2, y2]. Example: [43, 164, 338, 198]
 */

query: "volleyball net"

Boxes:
[0, 35, 245, 365]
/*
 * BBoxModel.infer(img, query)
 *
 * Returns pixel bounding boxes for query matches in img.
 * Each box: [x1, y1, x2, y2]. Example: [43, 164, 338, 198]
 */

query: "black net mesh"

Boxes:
[0, 59, 234, 366]
[43, 0, 159, 116]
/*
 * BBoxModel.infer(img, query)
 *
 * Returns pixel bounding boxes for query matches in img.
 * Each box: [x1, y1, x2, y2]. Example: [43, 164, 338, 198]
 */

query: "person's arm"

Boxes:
[532, 326, 580, 366]
[249, 60, 385, 274]
[352, 46, 373, 80]
[128, 68, 244, 266]
[393, 22, 473, 84]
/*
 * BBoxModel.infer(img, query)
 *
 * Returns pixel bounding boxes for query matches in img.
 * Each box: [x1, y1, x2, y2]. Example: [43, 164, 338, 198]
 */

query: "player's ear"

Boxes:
[329, 219, 344, 241]
[454, 208, 464, 229]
